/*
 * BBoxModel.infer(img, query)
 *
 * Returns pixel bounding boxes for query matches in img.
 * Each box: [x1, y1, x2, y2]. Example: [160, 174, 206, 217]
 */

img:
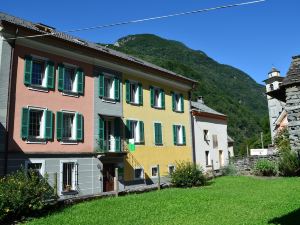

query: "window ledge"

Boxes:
[155, 144, 164, 146]
[134, 142, 145, 145]
[28, 86, 49, 93]
[60, 141, 78, 145]
[129, 102, 141, 106]
[101, 98, 116, 104]
[152, 106, 164, 110]
[174, 110, 184, 113]
[175, 143, 186, 146]
[206, 165, 212, 168]
[62, 92, 79, 98]
[26, 140, 47, 144]
[61, 190, 78, 196]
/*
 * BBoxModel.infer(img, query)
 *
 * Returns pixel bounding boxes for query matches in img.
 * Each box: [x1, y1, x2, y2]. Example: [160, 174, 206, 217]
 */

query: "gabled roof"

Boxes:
[282, 55, 300, 87]
[0, 12, 198, 85]
[191, 101, 226, 117]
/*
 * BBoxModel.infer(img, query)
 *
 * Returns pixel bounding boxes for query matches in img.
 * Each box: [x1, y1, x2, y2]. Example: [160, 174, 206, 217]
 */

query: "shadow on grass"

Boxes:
[268, 208, 300, 225]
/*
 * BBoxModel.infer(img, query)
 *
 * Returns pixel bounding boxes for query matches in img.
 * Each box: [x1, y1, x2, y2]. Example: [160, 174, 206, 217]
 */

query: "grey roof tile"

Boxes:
[191, 101, 226, 116]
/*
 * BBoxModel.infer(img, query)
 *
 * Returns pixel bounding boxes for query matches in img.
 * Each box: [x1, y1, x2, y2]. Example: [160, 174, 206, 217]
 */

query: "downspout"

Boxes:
[189, 89, 196, 164]
[4, 30, 16, 175]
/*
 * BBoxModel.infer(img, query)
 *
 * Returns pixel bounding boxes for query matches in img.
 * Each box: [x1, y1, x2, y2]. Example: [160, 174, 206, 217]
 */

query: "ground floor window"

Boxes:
[134, 168, 144, 180]
[25, 160, 45, 176]
[168, 165, 175, 175]
[151, 166, 158, 177]
[205, 151, 211, 166]
[61, 162, 77, 193]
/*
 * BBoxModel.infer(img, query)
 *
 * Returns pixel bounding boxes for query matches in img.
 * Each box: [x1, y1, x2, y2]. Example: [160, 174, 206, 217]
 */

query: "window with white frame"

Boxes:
[56, 111, 83, 142]
[58, 64, 84, 95]
[205, 151, 211, 166]
[127, 120, 144, 143]
[61, 162, 77, 193]
[173, 125, 186, 145]
[24, 56, 55, 89]
[99, 73, 120, 101]
[25, 160, 45, 177]
[151, 166, 158, 177]
[64, 67, 76, 92]
[134, 168, 144, 180]
[168, 165, 175, 175]
[172, 93, 183, 112]
[130, 83, 139, 104]
[21, 107, 53, 141]
[125, 80, 142, 105]
[204, 130, 209, 141]
[150, 86, 164, 109]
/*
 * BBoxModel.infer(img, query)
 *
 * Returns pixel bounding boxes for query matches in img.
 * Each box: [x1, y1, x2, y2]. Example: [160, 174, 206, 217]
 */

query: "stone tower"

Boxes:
[264, 68, 285, 143]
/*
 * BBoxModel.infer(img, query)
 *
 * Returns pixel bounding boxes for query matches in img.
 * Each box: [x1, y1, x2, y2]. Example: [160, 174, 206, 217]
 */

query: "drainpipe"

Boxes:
[4, 30, 16, 175]
[189, 90, 196, 164]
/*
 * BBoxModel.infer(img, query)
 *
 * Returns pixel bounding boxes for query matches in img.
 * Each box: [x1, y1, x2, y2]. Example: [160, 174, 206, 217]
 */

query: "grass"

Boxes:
[25, 176, 300, 225]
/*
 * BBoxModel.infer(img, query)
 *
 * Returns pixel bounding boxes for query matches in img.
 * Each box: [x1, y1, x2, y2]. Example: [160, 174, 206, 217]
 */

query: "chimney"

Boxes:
[197, 96, 204, 103]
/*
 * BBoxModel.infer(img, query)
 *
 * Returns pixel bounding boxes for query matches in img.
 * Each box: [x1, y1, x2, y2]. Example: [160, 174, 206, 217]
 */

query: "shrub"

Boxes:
[170, 161, 206, 188]
[222, 164, 238, 176]
[278, 150, 300, 177]
[274, 127, 291, 152]
[254, 159, 277, 176]
[0, 169, 57, 222]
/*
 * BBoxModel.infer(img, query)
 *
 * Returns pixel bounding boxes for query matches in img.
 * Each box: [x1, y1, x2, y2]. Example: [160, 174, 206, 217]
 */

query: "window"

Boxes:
[64, 67, 76, 92]
[99, 74, 120, 101]
[204, 130, 209, 141]
[58, 64, 84, 95]
[126, 120, 144, 144]
[21, 107, 53, 141]
[126, 81, 143, 105]
[269, 83, 274, 91]
[56, 111, 83, 142]
[24, 56, 54, 89]
[205, 151, 211, 166]
[134, 168, 144, 180]
[168, 165, 175, 175]
[150, 86, 165, 109]
[25, 160, 45, 176]
[212, 135, 218, 149]
[151, 166, 158, 177]
[219, 150, 224, 167]
[172, 92, 184, 112]
[173, 125, 186, 145]
[98, 116, 121, 152]
[61, 161, 77, 193]
[154, 122, 163, 145]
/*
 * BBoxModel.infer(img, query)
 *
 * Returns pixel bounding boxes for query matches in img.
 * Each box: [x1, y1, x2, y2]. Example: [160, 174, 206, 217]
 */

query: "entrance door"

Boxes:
[103, 164, 115, 192]
[105, 119, 115, 152]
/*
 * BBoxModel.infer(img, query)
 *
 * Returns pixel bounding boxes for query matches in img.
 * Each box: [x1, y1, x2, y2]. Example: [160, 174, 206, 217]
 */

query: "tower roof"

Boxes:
[282, 55, 300, 87]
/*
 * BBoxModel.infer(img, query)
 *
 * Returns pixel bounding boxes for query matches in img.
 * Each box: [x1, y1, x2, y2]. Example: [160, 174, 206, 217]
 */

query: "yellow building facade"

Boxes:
[122, 72, 195, 182]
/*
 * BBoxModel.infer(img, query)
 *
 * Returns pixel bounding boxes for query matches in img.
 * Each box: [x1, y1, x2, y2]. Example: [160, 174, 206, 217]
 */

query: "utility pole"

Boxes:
[261, 132, 264, 149]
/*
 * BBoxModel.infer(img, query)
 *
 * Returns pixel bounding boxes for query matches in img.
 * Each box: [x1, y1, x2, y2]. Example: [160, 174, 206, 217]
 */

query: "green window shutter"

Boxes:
[138, 83, 143, 105]
[21, 108, 29, 139]
[76, 113, 83, 141]
[125, 80, 130, 103]
[150, 86, 154, 107]
[99, 116, 105, 151]
[114, 118, 121, 152]
[99, 73, 105, 97]
[77, 68, 84, 95]
[57, 64, 65, 91]
[126, 120, 131, 140]
[173, 125, 177, 145]
[139, 121, 144, 142]
[182, 126, 186, 145]
[24, 56, 32, 85]
[171, 92, 175, 111]
[160, 89, 165, 109]
[56, 111, 63, 141]
[114, 77, 120, 101]
[46, 61, 55, 89]
[154, 123, 162, 145]
[44, 110, 53, 140]
[180, 94, 184, 112]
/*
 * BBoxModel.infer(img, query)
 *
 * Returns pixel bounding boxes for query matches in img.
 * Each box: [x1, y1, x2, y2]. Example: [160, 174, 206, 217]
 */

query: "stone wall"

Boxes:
[285, 86, 300, 153]
[230, 155, 279, 175]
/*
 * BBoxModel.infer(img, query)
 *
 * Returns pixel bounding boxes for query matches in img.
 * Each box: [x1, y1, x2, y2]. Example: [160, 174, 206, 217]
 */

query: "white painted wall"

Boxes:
[193, 116, 229, 171]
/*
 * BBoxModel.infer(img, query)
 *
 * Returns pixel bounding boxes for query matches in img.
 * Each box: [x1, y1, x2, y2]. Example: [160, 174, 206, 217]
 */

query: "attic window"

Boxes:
[35, 23, 55, 33]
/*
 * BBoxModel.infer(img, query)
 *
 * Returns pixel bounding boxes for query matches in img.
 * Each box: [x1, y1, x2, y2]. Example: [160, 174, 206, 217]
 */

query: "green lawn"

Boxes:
[26, 176, 300, 225]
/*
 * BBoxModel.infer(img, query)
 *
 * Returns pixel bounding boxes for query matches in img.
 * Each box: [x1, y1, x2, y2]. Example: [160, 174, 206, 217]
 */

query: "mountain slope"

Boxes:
[104, 34, 268, 154]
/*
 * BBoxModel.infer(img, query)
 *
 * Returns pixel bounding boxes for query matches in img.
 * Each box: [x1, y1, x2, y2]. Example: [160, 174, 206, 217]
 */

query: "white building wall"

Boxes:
[193, 116, 229, 171]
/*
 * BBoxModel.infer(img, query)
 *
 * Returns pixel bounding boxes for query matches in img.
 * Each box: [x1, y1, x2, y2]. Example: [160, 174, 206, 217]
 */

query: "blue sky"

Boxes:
[1, 0, 299, 84]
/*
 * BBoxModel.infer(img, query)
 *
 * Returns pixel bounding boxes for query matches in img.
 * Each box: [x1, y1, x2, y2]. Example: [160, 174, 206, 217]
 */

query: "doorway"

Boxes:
[103, 163, 115, 192]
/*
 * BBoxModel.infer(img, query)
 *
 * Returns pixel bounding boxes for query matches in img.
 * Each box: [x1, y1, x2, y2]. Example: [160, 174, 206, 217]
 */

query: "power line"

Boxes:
[7, 0, 266, 40]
